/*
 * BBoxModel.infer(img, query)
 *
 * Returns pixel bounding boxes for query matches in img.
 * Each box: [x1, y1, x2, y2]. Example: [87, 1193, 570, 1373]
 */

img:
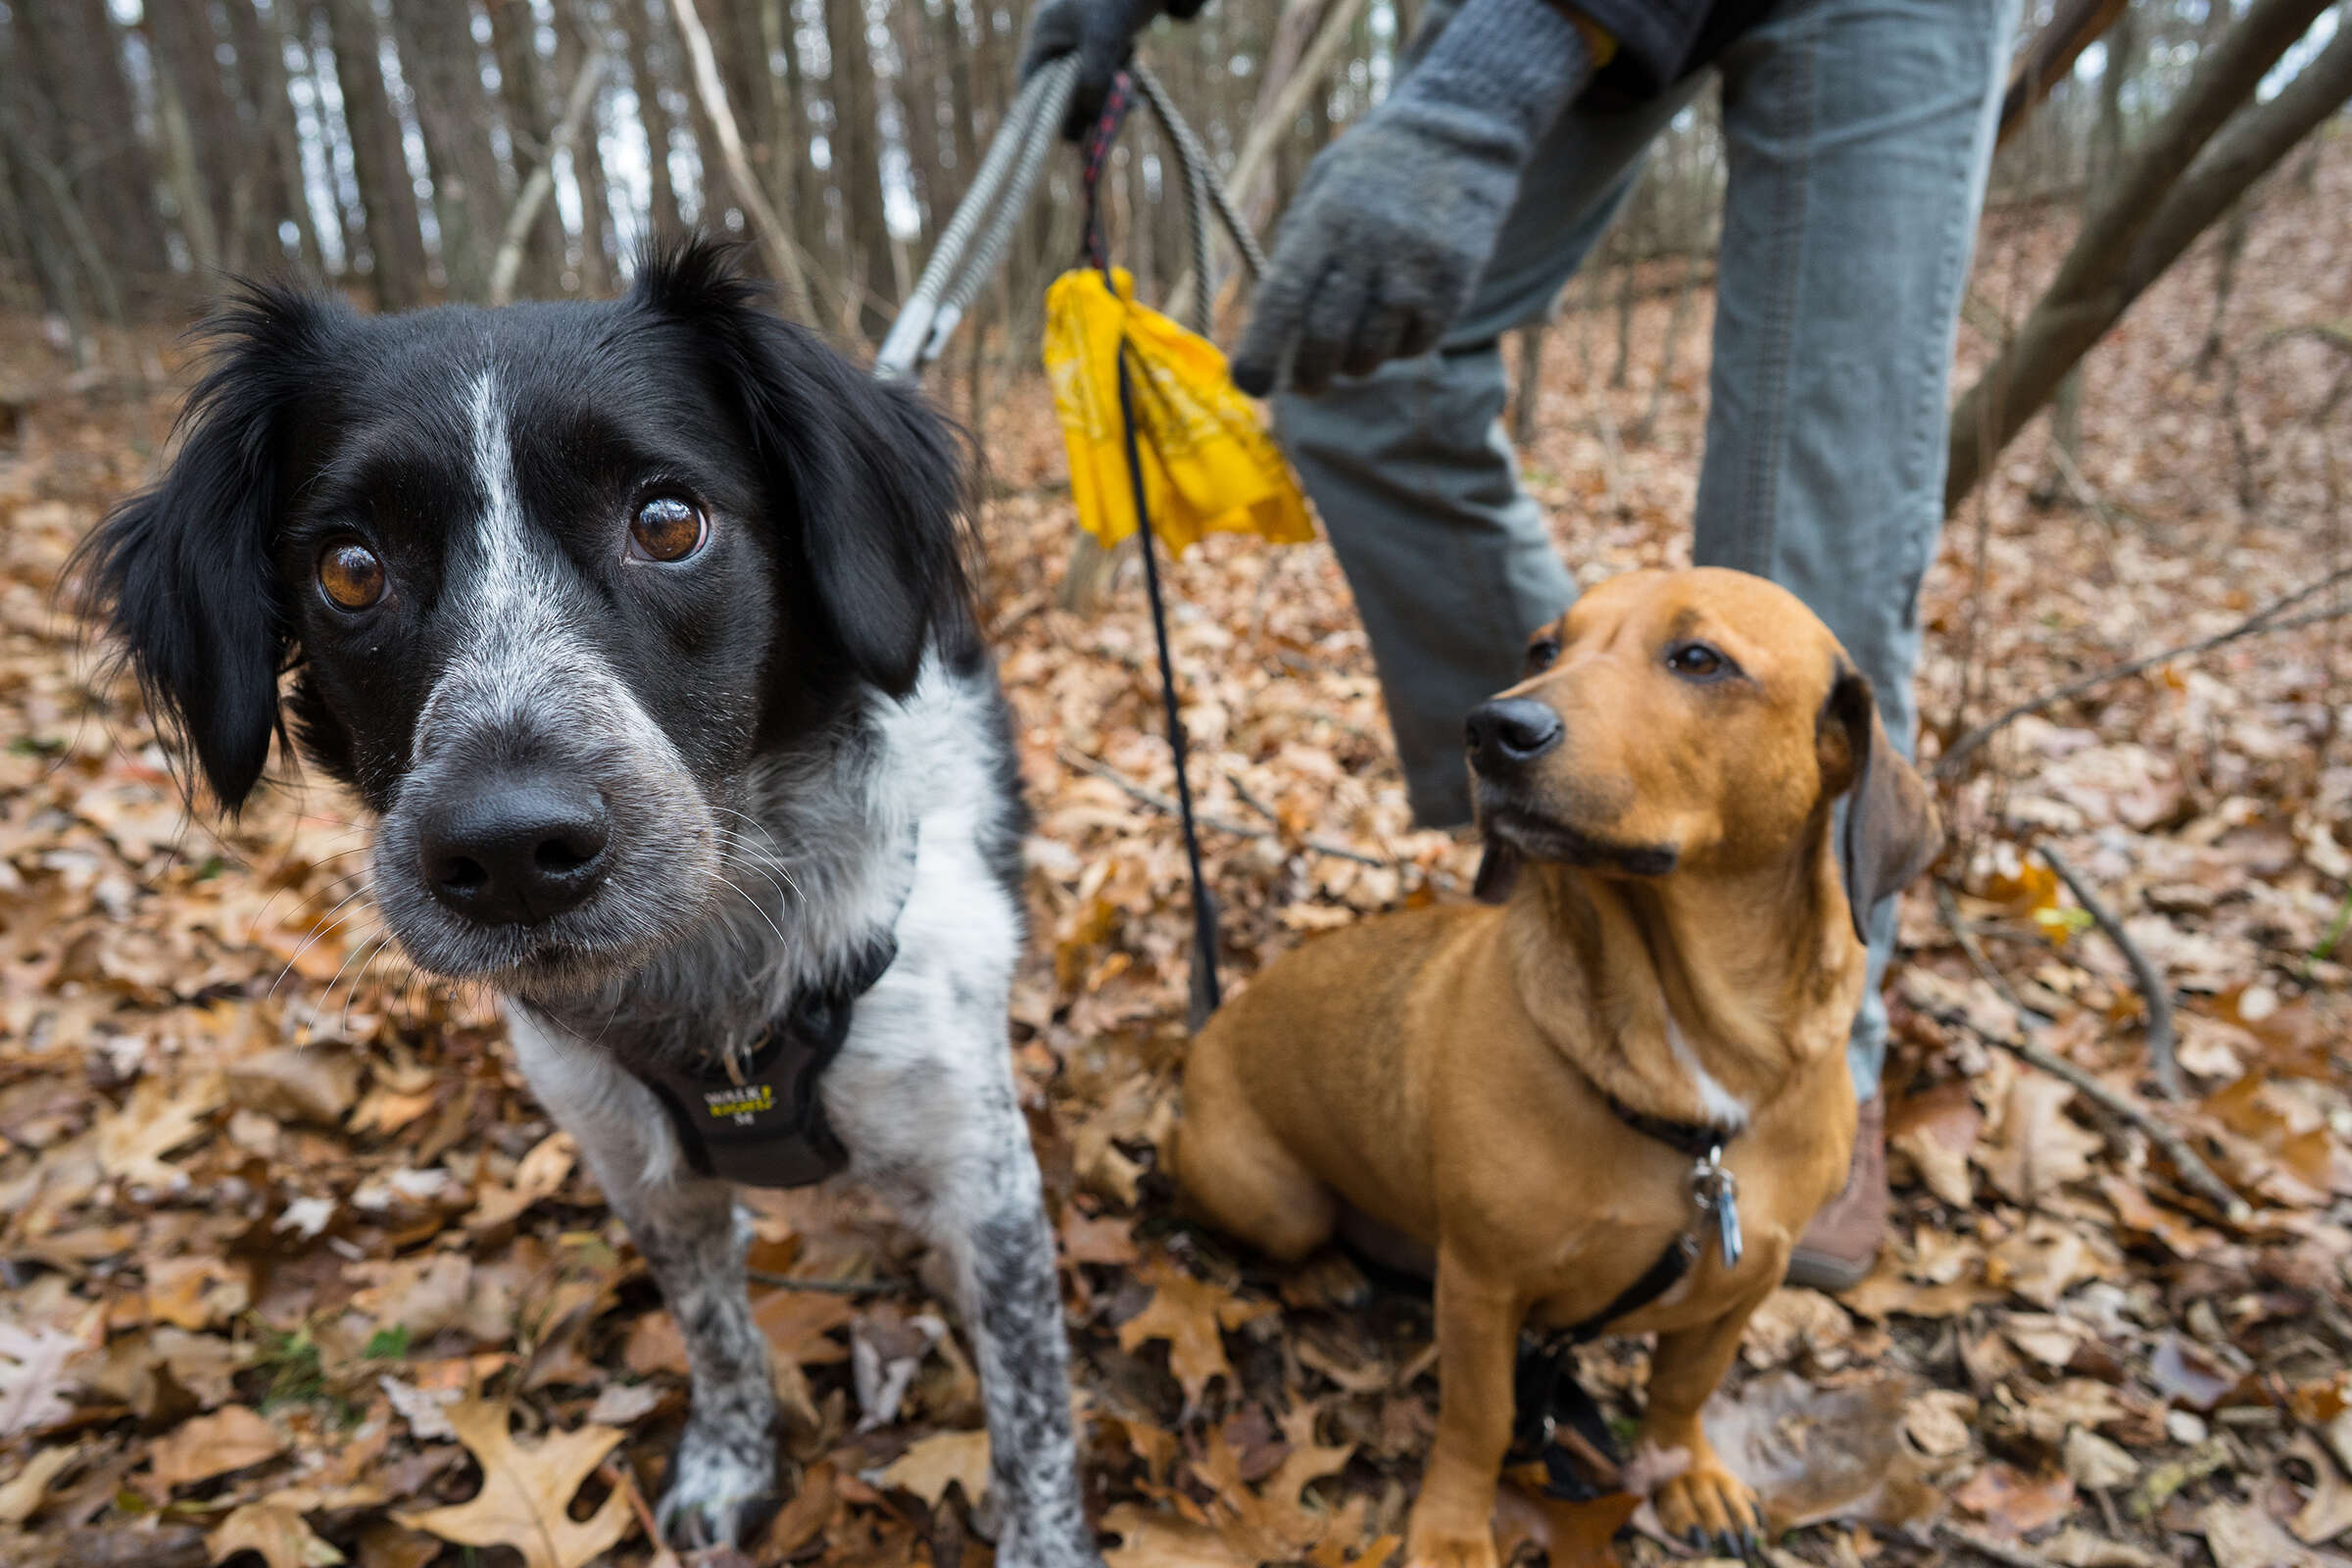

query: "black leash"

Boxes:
[1080, 72, 1221, 1027]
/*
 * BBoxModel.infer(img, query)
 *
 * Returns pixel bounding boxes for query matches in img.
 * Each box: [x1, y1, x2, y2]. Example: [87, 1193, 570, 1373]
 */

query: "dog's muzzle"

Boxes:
[414, 769, 613, 925]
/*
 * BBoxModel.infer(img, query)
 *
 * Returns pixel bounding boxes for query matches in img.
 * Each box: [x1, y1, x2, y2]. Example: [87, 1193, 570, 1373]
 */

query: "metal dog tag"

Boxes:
[1690, 1155, 1743, 1268]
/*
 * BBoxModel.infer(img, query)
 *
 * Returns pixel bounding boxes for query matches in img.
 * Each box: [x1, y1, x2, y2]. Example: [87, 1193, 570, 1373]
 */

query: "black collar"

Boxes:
[1602, 1094, 1740, 1161]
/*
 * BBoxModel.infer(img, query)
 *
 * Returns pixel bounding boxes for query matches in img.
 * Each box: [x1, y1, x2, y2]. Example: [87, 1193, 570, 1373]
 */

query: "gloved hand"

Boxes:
[1231, 0, 1598, 396]
[1018, 0, 1206, 141]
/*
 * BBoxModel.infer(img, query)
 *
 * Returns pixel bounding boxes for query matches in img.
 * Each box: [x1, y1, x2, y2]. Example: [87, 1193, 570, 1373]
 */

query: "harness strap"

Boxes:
[629, 832, 919, 1191]
[1511, 1098, 1745, 1497]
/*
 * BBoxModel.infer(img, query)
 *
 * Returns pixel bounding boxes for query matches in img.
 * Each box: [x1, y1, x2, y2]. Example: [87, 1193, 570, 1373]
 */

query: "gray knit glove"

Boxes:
[1019, 0, 1206, 140]
[1231, 0, 1595, 396]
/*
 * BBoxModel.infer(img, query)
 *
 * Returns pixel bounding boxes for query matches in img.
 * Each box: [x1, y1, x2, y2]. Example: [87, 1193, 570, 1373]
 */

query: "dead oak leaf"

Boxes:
[0, 1320, 88, 1437]
[1980, 1074, 2102, 1206]
[391, 1398, 635, 1568]
[2198, 1500, 2349, 1568]
[1115, 1260, 1271, 1408]
[207, 1501, 343, 1568]
[876, 1427, 991, 1506]
[152, 1404, 286, 1491]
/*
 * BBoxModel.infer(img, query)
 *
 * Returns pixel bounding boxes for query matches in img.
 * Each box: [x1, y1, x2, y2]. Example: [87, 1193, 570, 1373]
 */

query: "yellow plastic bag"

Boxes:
[1043, 268, 1314, 555]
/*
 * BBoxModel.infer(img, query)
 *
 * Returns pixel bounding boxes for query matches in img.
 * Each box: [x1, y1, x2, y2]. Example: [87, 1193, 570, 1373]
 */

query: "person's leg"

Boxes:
[1690, 0, 2016, 1280]
[1275, 76, 1699, 827]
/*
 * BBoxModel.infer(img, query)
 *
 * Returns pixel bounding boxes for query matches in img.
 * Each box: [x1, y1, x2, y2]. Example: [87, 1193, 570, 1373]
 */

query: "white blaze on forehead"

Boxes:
[466, 369, 534, 621]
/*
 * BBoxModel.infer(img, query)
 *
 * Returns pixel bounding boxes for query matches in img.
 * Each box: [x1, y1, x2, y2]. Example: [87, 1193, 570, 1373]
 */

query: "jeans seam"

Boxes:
[1743, 9, 1817, 579]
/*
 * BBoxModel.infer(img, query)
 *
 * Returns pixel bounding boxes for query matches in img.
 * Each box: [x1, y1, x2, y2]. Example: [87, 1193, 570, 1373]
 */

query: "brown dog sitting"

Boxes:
[1175, 567, 1939, 1567]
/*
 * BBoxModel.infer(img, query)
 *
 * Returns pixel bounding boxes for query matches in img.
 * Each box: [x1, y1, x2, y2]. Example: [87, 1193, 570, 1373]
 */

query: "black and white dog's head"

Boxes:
[81, 240, 975, 996]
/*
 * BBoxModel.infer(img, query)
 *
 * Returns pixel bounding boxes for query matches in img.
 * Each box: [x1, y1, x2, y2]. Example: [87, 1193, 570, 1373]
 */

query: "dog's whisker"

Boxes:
[266, 884, 380, 1002]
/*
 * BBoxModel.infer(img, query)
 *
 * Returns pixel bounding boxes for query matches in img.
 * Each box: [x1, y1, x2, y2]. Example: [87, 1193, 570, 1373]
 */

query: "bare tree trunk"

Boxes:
[144, 0, 248, 271]
[823, 0, 896, 339]
[614, 0, 685, 238]
[487, 0, 570, 296]
[225, 0, 328, 275]
[396, 0, 506, 299]
[557, 4, 617, 293]
[318, 0, 429, 309]
[490, 47, 608, 303]
[12, 0, 172, 292]
[1945, 0, 2352, 513]
[667, 0, 813, 317]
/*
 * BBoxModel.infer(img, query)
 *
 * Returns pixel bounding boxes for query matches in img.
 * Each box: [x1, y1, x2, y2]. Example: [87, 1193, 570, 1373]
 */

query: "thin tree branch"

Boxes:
[2039, 845, 2179, 1100]
[1935, 564, 2352, 777]
[1933, 884, 2250, 1224]
[665, 0, 815, 321]
[1996, 0, 2132, 150]
[1059, 747, 1396, 869]
[489, 49, 607, 306]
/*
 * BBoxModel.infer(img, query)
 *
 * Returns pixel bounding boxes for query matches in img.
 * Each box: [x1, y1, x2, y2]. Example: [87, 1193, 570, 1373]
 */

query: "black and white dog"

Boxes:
[80, 241, 1097, 1564]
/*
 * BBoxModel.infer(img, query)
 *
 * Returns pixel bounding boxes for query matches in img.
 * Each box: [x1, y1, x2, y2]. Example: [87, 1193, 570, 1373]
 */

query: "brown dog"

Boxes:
[1176, 567, 1938, 1567]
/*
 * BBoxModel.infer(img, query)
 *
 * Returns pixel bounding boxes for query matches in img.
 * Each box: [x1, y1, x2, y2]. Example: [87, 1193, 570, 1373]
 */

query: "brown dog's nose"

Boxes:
[1466, 698, 1563, 775]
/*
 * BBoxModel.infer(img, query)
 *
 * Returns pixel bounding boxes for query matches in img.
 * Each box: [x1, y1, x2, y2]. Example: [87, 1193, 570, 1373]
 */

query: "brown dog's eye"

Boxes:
[318, 541, 387, 611]
[629, 496, 708, 563]
[1524, 637, 1560, 674]
[1666, 641, 1734, 681]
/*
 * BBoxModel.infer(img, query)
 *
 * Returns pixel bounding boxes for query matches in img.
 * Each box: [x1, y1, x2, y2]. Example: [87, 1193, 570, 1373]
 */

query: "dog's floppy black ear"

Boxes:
[636, 239, 974, 696]
[1823, 664, 1941, 945]
[74, 285, 336, 812]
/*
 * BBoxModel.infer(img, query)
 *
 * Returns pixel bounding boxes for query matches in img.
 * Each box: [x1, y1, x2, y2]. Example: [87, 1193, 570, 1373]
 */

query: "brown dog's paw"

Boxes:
[1651, 1460, 1765, 1559]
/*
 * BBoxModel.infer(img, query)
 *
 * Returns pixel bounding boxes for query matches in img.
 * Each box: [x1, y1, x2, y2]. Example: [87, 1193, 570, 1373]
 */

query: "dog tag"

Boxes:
[1714, 1178, 1743, 1268]
[1690, 1157, 1742, 1269]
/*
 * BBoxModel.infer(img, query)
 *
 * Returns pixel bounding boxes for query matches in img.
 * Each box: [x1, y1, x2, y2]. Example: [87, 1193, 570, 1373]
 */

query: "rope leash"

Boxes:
[1081, 72, 1222, 1025]
[876, 51, 1267, 1027]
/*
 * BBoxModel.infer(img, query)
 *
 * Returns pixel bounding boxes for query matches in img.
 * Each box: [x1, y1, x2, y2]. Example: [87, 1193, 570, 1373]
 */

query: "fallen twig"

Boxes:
[1935, 564, 2352, 777]
[746, 1269, 911, 1297]
[1934, 884, 2251, 1225]
[2039, 845, 2180, 1099]
[1059, 748, 1395, 869]
[1939, 1521, 2066, 1568]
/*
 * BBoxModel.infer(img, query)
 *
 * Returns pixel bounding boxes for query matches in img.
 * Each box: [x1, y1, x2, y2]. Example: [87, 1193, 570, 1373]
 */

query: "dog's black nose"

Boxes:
[1466, 698, 1564, 774]
[419, 777, 612, 925]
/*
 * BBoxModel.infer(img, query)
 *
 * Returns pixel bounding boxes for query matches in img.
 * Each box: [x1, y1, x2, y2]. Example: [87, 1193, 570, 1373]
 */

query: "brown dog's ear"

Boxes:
[1824, 667, 1941, 945]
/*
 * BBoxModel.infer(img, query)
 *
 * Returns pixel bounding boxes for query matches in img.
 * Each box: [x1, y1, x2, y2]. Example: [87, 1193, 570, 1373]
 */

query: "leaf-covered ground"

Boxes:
[2, 152, 2349, 1568]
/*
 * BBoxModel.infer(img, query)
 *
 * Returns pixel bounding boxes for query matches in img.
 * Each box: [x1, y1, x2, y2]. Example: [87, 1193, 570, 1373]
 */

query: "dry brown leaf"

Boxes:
[223, 1047, 359, 1127]
[1888, 1082, 1981, 1208]
[0, 1441, 83, 1526]
[1115, 1259, 1270, 1408]
[1952, 1462, 2075, 1540]
[1980, 1074, 2103, 1206]
[206, 1501, 343, 1568]
[2199, 1499, 2342, 1568]
[1986, 1215, 2113, 1308]
[876, 1428, 991, 1506]
[390, 1398, 635, 1568]
[1102, 1501, 1253, 1568]
[0, 1320, 87, 1437]
[1903, 1390, 1978, 1459]
[151, 1404, 285, 1491]
[1704, 1371, 1935, 1531]
[2292, 1433, 2352, 1546]
[2061, 1427, 2139, 1491]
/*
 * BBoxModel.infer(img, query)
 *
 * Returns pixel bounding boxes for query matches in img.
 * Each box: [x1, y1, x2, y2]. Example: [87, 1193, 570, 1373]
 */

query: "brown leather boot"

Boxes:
[1785, 1094, 1887, 1293]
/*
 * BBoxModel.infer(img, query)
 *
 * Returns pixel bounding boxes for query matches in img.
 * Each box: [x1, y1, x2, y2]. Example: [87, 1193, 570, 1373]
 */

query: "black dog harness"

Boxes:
[630, 836, 920, 1191]
[632, 933, 900, 1190]
[1512, 1099, 1745, 1500]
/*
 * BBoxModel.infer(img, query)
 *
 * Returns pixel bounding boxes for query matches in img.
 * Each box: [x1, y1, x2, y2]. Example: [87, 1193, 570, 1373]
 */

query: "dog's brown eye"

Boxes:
[630, 496, 708, 563]
[318, 541, 387, 611]
[1524, 637, 1560, 674]
[1666, 642, 1731, 680]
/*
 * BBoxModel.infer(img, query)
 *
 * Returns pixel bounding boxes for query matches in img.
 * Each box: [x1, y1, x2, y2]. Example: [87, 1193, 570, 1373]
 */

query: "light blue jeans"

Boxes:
[1273, 0, 2018, 1100]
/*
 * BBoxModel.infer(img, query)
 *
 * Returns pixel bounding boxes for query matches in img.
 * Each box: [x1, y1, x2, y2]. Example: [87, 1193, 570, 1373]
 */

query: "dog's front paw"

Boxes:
[657, 1419, 782, 1550]
[1652, 1458, 1765, 1561]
